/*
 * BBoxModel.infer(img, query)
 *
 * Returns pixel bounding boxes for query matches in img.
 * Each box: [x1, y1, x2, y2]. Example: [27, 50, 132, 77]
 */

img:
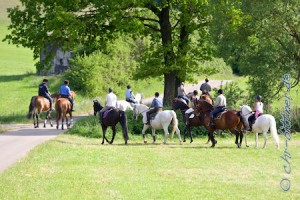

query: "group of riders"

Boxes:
[38, 79, 75, 112]
[39, 78, 263, 131]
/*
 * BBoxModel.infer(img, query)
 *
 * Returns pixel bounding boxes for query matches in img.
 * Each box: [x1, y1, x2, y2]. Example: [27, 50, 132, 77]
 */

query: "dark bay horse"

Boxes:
[55, 91, 76, 130]
[94, 100, 129, 145]
[172, 98, 208, 143]
[27, 93, 59, 128]
[200, 93, 213, 105]
[195, 99, 244, 148]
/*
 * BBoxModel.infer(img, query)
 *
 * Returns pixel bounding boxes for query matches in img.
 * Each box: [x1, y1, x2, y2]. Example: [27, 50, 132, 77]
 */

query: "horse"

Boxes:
[194, 99, 244, 148]
[55, 91, 76, 130]
[199, 93, 213, 105]
[27, 93, 59, 128]
[172, 98, 208, 143]
[240, 105, 280, 149]
[96, 102, 129, 145]
[133, 104, 182, 144]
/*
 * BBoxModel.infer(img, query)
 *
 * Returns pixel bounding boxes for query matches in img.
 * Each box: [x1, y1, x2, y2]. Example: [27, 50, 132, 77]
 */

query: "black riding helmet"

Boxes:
[218, 89, 223, 94]
[256, 95, 262, 101]
[193, 90, 198, 95]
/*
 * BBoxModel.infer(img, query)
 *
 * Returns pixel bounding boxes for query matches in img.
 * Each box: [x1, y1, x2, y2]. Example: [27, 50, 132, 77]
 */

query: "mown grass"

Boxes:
[0, 132, 299, 199]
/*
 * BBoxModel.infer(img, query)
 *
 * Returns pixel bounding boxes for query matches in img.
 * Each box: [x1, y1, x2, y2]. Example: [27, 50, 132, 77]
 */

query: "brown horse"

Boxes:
[195, 99, 244, 148]
[27, 93, 58, 128]
[199, 93, 213, 104]
[172, 98, 208, 143]
[55, 91, 76, 130]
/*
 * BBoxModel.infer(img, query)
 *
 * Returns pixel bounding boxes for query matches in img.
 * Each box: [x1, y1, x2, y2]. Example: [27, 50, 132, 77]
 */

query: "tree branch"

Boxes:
[144, 23, 160, 32]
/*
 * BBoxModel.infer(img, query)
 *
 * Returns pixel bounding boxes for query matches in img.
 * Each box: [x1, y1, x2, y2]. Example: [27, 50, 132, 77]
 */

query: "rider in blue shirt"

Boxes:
[38, 79, 54, 111]
[146, 92, 163, 125]
[60, 80, 75, 111]
[125, 85, 137, 104]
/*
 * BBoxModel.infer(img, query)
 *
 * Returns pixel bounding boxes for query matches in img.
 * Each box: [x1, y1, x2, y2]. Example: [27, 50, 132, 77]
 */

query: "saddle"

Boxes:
[213, 110, 227, 120]
[150, 110, 162, 121]
[251, 113, 263, 125]
[103, 108, 113, 119]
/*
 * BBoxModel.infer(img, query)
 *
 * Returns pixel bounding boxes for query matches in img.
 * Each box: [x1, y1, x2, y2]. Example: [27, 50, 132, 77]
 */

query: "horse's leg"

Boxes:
[210, 131, 216, 147]
[255, 132, 259, 148]
[142, 125, 149, 144]
[245, 131, 249, 147]
[69, 112, 73, 127]
[109, 126, 116, 144]
[262, 131, 267, 149]
[229, 128, 240, 148]
[151, 128, 156, 144]
[61, 113, 65, 130]
[163, 126, 169, 144]
[101, 125, 108, 145]
[189, 126, 193, 143]
[183, 126, 187, 142]
[176, 127, 182, 144]
[36, 113, 39, 128]
[33, 111, 37, 128]
[206, 132, 210, 144]
[239, 130, 243, 147]
[44, 111, 49, 128]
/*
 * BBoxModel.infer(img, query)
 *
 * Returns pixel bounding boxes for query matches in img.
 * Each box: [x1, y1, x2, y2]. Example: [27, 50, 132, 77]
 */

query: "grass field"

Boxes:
[0, 132, 299, 199]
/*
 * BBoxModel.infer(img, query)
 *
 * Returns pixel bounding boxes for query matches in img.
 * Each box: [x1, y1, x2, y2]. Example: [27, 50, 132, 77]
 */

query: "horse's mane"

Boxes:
[136, 104, 149, 110]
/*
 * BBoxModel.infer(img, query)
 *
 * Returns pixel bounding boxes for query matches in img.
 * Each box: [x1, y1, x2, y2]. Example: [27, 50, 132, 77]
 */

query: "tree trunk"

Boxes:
[164, 72, 177, 106]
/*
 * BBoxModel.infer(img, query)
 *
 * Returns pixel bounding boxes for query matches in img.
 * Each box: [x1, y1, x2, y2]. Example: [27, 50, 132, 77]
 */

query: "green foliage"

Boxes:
[67, 116, 102, 138]
[210, 0, 300, 101]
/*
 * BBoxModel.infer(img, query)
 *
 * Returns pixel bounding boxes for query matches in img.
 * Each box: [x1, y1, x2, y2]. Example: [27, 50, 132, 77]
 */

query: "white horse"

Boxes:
[116, 93, 143, 111]
[240, 105, 280, 149]
[133, 104, 182, 144]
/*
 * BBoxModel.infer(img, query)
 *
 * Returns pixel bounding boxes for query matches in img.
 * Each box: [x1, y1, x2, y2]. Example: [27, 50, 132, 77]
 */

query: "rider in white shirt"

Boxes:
[99, 88, 117, 123]
[248, 95, 264, 131]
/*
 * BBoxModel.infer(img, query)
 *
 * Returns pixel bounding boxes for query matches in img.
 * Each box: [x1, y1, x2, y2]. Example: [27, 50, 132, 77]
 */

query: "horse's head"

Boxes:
[195, 99, 213, 114]
[71, 91, 76, 100]
[172, 98, 189, 111]
[133, 104, 139, 120]
[135, 93, 143, 104]
[93, 100, 103, 116]
[240, 105, 252, 116]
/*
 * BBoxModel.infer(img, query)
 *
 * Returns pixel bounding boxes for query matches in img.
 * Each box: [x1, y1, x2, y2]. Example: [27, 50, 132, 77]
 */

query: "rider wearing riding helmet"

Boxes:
[99, 87, 117, 124]
[177, 82, 189, 104]
[210, 89, 226, 127]
[125, 85, 137, 104]
[185, 90, 199, 125]
[60, 80, 75, 111]
[38, 79, 54, 111]
[248, 95, 264, 131]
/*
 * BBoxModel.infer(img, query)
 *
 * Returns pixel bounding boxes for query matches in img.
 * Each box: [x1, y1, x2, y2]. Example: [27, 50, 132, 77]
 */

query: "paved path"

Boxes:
[0, 115, 86, 173]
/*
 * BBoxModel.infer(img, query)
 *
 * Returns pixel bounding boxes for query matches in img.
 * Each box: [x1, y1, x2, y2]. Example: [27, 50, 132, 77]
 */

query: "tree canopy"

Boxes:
[210, 0, 300, 102]
[5, 0, 214, 105]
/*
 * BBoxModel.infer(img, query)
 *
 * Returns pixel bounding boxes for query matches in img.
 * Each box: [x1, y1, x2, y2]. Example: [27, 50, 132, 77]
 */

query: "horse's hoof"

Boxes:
[51, 124, 53, 127]
[183, 139, 186, 142]
[210, 144, 215, 148]
[246, 145, 250, 148]
[144, 141, 147, 144]
[190, 140, 193, 144]
[215, 140, 217, 144]
[44, 125, 46, 128]
[101, 142, 104, 145]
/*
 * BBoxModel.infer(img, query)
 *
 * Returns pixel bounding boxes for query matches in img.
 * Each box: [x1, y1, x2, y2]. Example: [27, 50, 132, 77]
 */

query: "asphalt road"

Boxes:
[0, 124, 65, 173]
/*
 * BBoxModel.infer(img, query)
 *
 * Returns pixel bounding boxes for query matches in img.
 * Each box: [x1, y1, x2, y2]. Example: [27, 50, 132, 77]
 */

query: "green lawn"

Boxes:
[0, 133, 298, 199]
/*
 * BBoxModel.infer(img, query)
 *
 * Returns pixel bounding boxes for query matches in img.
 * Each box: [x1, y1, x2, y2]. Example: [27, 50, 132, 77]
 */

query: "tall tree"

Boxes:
[4, 0, 212, 105]
[210, 0, 300, 102]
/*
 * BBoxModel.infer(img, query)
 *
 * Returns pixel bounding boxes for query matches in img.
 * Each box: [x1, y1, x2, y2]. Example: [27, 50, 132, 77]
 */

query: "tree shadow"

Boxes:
[0, 73, 36, 83]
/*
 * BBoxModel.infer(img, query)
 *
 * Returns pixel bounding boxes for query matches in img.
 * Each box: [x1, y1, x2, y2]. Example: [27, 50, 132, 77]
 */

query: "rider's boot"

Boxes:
[209, 115, 215, 127]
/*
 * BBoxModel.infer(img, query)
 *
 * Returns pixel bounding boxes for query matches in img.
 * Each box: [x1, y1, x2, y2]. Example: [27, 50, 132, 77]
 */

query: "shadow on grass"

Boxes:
[0, 73, 36, 83]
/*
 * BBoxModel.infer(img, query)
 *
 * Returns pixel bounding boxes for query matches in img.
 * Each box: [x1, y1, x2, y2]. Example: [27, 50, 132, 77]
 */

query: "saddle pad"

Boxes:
[189, 114, 195, 119]
[103, 109, 112, 119]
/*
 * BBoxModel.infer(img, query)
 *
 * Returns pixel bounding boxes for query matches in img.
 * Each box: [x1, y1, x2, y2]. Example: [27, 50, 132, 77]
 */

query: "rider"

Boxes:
[177, 82, 189, 104]
[185, 90, 199, 125]
[125, 85, 138, 104]
[38, 79, 54, 111]
[60, 80, 75, 112]
[200, 78, 212, 98]
[146, 92, 163, 125]
[248, 95, 264, 131]
[99, 88, 117, 123]
[209, 89, 226, 127]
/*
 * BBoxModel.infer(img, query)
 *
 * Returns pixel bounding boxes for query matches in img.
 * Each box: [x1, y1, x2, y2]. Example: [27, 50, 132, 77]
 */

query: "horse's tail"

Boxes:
[55, 100, 62, 122]
[269, 116, 280, 148]
[27, 96, 37, 119]
[170, 110, 179, 128]
[120, 111, 129, 141]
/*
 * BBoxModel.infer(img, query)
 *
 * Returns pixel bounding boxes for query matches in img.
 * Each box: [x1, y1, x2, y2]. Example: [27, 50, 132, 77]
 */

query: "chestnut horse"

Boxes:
[94, 100, 129, 145]
[55, 91, 76, 130]
[199, 93, 213, 104]
[172, 98, 208, 143]
[27, 93, 59, 128]
[195, 99, 244, 148]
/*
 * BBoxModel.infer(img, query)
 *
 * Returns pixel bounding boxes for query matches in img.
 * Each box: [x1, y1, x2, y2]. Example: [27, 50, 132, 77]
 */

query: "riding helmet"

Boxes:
[109, 88, 113, 93]
[193, 90, 198, 95]
[256, 95, 262, 100]
[218, 89, 223, 94]
[127, 85, 131, 89]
